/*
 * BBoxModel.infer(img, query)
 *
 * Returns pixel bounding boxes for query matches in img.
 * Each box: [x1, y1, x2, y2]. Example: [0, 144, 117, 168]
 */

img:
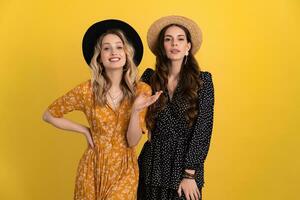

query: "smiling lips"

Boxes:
[109, 57, 121, 62]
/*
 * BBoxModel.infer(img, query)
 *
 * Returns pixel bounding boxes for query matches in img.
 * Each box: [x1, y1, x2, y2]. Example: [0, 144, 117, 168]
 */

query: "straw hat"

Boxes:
[147, 15, 202, 55]
[82, 19, 143, 67]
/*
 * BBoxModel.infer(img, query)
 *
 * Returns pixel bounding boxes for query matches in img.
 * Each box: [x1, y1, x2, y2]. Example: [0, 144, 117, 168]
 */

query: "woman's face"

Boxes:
[163, 25, 191, 62]
[100, 33, 126, 70]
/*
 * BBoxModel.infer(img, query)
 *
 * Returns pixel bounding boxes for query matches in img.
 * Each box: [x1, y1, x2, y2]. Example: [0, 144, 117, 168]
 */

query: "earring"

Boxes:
[184, 51, 189, 65]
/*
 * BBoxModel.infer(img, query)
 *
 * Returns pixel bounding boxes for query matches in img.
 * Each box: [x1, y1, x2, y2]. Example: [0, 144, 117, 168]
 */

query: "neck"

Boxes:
[169, 60, 183, 79]
[106, 69, 123, 91]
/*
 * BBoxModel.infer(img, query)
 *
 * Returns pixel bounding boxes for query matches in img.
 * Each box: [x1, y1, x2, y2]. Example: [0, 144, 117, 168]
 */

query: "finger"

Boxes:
[154, 91, 162, 99]
[192, 191, 198, 200]
[187, 191, 195, 200]
[177, 185, 182, 197]
[88, 137, 95, 148]
[147, 94, 160, 105]
[89, 140, 94, 148]
[196, 188, 201, 200]
[154, 92, 162, 100]
[147, 98, 157, 106]
[184, 190, 190, 200]
[143, 99, 155, 108]
[141, 91, 162, 108]
[151, 91, 162, 99]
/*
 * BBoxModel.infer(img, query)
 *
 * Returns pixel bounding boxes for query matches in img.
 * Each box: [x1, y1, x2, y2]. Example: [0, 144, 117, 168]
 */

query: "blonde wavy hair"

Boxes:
[89, 29, 138, 105]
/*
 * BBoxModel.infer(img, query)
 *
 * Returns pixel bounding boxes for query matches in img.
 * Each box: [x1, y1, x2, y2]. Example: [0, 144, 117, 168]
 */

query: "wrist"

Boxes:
[183, 170, 197, 179]
[185, 169, 195, 174]
[131, 108, 141, 115]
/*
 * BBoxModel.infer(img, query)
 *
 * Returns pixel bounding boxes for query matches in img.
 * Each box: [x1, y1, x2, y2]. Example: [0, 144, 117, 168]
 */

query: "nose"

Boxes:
[111, 48, 117, 55]
[171, 39, 178, 46]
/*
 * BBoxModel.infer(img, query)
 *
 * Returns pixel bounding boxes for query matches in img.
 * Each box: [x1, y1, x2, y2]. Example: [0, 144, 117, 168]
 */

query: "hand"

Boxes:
[83, 127, 94, 148]
[132, 91, 162, 113]
[177, 178, 201, 200]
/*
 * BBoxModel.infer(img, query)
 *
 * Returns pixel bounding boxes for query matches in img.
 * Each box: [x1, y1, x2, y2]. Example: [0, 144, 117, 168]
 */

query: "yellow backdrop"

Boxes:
[1, 0, 299, 199]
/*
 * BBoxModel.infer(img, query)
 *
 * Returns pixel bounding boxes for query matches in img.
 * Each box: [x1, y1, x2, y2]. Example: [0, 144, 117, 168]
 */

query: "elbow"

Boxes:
[126, 129, 143, 147]
[127, 139, 138, 148]
[127, 136, 139, 147]
[42, 110, 52, 122]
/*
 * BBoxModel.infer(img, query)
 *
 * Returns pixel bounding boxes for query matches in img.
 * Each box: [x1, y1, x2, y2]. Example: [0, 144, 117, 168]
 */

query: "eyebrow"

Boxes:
[164, 34, 186, 37]
[102, 41, 123, 45]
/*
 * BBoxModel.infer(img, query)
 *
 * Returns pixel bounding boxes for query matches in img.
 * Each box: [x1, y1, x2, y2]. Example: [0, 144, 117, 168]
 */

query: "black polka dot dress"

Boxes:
[137, 68, 215, 200]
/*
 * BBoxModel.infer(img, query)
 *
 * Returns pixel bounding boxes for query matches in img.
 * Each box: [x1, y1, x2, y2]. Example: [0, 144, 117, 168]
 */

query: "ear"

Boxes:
[187, 42, 191, 52]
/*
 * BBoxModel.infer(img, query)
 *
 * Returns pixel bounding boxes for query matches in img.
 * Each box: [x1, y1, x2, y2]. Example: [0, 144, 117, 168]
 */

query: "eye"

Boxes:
[164, 37, 171, 42]
[102, 47, 110, 51]
[117, 46, 124, 50]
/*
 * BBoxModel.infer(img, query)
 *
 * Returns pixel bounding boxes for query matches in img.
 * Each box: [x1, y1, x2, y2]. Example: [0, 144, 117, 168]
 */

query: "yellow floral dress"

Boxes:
[48, 80, 151, 200]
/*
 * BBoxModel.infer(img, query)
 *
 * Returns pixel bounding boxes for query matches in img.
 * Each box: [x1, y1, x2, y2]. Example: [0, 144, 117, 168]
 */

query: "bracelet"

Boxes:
[182, 175, 195, 179]
[183, 170, 197, 179]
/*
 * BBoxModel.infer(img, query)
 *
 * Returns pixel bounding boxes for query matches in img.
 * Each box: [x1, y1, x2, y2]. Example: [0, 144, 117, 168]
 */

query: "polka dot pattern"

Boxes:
[137, 68, 214, 199]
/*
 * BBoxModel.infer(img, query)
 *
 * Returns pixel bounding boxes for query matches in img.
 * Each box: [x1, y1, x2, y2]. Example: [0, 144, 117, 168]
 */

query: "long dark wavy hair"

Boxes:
[146, 24, 203, 129]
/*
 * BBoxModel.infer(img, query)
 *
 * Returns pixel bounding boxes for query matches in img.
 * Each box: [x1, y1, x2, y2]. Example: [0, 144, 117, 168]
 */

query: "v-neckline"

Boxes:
[106, 98, 124, 113]
[166, 79, 182, 102]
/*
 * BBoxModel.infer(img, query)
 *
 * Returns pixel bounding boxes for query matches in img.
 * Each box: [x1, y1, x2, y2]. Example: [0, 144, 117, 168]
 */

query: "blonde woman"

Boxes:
[43, 19, 161, 200]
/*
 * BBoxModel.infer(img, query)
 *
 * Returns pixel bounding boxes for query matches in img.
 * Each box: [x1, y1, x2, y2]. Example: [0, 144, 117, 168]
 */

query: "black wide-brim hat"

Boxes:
[82, 19, 143, 67]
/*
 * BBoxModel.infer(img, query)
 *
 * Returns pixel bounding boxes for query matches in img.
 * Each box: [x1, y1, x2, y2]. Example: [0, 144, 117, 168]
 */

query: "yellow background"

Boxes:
[1, 0, 299, 199]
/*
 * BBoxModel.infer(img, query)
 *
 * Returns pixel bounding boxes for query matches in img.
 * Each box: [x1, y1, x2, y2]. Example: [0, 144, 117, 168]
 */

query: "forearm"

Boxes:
[126, 111, 142, 147]
[43, 110, 89, 136]
[185, 72, 214, 169]
[184, 125, 213, 169]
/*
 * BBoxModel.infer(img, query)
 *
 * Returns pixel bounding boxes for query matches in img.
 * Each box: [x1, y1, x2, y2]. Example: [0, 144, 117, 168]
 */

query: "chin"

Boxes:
[168, 57, 184, 62]
[105, 65, 124, 70]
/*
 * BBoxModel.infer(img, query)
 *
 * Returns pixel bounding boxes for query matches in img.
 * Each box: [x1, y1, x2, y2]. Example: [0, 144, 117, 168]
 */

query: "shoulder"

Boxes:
[71, 79, 92, 96]
[199, 71, 213, 83]
[142, 68, 155, 76]
[78, 79, 92, 90]
[198, 71, 214, 96]
[141, 68, 155, 84]
[81, 79, 92, 87]
[136, 81, 152, 95]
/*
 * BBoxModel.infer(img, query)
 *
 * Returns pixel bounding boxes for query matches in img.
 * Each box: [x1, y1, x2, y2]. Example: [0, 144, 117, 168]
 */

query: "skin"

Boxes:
[43, 33, 161, 151]
[163, 25, 200, 200]
[100, 34, 126, 71]
[163, 25, 191, 99]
